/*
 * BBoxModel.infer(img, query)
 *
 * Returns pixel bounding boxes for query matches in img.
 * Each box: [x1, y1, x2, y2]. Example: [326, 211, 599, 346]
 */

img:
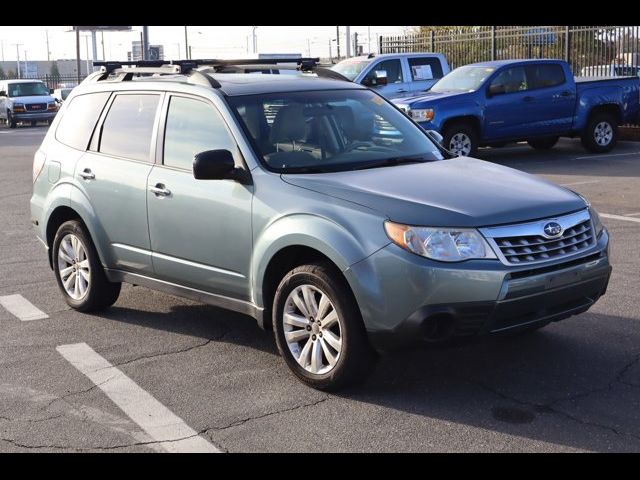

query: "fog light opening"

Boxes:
[421, 313, 455, 342]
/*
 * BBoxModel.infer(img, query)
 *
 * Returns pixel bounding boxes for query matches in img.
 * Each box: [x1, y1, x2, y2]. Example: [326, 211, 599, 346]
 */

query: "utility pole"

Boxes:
[24, 50, 28, 77]
[91, 30, 98, 66]
[13, 43, 23, 78]
[75, 27, 81, 83]
[101, 32, 106, 60]
[1, 39, 5, 62]
[353, 32, 358, 56]
[252, 26, 258, 55]
[328, 39, 332, 63]
[184, 26, 189, 59]
[336, 26, 340, 60]
[142, 26, 149, 60]
[368, 26, 371, 54]
[345, 26, 351, 58]
[45, 30, 51, 62]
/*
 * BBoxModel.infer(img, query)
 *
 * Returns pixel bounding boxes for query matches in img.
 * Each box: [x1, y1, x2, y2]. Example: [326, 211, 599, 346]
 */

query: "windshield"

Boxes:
[227, 89, 443, 174]
[8, 82, 49, 97]
[331, 58, 371, 81]
[431, 66, 495, 93]
[61, 89, 72, 100]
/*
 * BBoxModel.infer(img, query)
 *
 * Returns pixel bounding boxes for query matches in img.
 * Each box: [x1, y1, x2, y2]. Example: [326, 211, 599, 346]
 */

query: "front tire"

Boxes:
[527, 136, 559, 150]
[442, 123, 478, 157]
[273, 262, 374, 391]
[581, 113, 618, 153]
[8, 111, 16, 129]
[52, 220, 121, 312]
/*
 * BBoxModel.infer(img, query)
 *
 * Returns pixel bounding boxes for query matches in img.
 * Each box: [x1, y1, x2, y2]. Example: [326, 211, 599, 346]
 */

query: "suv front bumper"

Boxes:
[14, 111, 57, 122]
[345, 229, 611, 350]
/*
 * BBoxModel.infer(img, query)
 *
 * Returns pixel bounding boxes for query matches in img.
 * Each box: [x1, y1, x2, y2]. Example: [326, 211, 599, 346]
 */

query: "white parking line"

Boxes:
[575, 151, 640, 160]
[600, 213, 640, 224]
[0, 294, 49, 321]
[56, 343, 220, 453]
[560, 180, 601, 187]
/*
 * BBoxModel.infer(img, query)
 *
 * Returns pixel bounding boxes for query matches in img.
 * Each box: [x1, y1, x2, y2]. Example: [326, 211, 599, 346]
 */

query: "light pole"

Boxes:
[252, 26, 258, 55]
[13, 43, 23, 78]
[184, 26, 189, 59]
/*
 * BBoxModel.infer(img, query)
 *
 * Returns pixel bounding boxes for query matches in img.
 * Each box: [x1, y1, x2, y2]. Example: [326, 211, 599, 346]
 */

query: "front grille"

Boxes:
[25, 103, 47, 112]
[496, 219, 594, 264]
[480, 209, 596, 266]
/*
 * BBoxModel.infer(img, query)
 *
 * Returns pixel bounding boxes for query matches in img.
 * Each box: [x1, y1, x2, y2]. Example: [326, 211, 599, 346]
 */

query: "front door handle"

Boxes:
[397, 89, 408, 93]
[523, 96, 535, 102]
[149, 183, 171, 197]
[79, 168, 95, 180]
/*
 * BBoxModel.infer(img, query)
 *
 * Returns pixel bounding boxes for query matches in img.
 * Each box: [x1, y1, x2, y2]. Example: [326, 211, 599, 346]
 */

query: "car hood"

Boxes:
[11, 95, 54, 104]
[394, 90, 470, 107]
[281, 157, 586, 227]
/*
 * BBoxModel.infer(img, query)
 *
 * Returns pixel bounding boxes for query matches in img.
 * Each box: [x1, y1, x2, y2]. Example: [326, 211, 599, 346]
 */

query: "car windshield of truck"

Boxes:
[431, 66, 495, 93]
[8, 82, 49, 97]
[228, 89, 443, 173]
[331, 58, 371, 81]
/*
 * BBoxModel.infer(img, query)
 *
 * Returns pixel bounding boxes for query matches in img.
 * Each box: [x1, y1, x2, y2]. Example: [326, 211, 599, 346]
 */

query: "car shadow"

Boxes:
[97, 297, 640, 451]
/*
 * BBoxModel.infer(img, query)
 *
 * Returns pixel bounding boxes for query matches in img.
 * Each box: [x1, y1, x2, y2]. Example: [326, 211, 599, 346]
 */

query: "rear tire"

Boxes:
[8, 111, 16, 129]
[272, 262, 375, 391]
[527, 136, 559, 150]
[581, 112, 618, 153]
[442, 123, 478, 157]
[52, 220, 121, 312]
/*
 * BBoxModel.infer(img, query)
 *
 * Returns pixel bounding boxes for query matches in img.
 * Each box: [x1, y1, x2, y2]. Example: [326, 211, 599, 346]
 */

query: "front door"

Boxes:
[363, 59, 413, 99]
[146, 94, 253, 300]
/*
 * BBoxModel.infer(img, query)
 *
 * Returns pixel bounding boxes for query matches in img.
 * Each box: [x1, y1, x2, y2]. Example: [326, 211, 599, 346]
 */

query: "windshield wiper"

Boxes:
[349, 155, 435, 171]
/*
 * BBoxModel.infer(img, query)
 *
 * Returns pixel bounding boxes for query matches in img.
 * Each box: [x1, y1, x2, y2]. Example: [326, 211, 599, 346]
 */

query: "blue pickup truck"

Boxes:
[393, 59, 640, 156]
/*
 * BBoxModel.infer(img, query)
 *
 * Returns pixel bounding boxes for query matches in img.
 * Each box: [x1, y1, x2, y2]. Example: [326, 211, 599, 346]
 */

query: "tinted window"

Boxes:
[8, 82, 49, 97]
[365, 59, 404, 84]
[431, 65, 495, 93]
[164, 96, 236, 170]
[99, 94, 160, 162]
[526, 64, 566, 89]
[490, 67, 529, 93]
[408, 57, 444, 81]
[56, 92, 110, 151]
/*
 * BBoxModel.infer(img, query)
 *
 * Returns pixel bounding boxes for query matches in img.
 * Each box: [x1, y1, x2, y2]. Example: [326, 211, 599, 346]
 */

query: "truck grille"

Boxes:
[25, 103, 47, 112]
[480, 209, 595, 266]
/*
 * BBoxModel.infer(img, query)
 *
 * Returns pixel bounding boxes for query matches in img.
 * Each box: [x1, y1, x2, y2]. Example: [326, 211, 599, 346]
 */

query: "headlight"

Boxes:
[384, 221, 497, 262]
[47, 101, 58, 111]
[589, 206, 604, 238]
[13, 103, 25, 112]
[409, 108, 434, 122]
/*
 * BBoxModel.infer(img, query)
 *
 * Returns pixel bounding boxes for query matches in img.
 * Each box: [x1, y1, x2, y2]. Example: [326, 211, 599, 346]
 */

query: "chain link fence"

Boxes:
[380, 26, 640, 76]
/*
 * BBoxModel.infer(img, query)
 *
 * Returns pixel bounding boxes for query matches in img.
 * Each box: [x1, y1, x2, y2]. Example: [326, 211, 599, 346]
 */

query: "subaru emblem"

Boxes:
[543, 221, 563, 238]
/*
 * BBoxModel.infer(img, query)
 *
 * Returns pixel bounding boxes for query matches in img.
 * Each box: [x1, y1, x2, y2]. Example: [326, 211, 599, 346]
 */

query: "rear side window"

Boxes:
[163, 96, 236, 170]
[365, 59, 404, 84]
[99, 94, 160, 162]
[526, 64, 566, 89]
[408, 57, 444, 81]
[55, 92, 110, 151]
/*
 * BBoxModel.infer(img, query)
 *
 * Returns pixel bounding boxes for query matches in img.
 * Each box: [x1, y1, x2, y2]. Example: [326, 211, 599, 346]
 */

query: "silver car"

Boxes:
[30, 60, 611, 390]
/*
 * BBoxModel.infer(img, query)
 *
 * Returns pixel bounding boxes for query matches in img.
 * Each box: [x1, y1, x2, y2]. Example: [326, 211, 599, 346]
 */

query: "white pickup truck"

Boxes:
[331, 52, 450, 99]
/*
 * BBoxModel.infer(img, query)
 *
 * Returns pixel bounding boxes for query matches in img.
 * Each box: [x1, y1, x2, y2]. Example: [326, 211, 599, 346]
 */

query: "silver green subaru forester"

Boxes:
[30, 60, 611, 390]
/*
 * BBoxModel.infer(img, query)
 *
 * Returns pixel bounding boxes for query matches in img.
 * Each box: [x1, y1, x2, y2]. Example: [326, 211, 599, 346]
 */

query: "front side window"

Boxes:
[431, 66, 495, 93]
[99, 94, 160, 162]
[163, 96, 237, 170]
[56, 92, 111, 151]
[489, 67, 529, 94]
[331, 58, 372, 81]
[364, 59, 404, 84]
[8, 82, 49, 97]
[228, 89, 442, 174]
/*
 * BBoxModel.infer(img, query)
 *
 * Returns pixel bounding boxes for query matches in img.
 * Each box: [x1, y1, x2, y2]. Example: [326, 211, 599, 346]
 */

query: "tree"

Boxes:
[0, 66, 6, 79]
[50, 61, 61, 84]
[7, 69, 16, 78]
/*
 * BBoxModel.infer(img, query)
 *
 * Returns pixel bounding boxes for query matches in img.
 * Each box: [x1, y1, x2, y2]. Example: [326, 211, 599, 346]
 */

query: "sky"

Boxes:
[0, 26, 414, 62]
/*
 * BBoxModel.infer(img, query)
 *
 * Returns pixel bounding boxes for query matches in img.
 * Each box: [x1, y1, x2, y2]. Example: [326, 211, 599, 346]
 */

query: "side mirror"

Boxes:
[193, 149, 236, 180]
[363, 70, 388, 87]
[426, 130, 444, 145]
[49, 88, 54, 94]
[0, 91, 6, 97]
[487, 83, 505, 97]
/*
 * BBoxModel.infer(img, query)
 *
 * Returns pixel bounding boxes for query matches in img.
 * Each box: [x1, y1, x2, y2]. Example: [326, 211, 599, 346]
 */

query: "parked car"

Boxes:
[580, 64, 640, 78]
[331, 53, 450, 99]
[52, 87, 75, 104]
[393, 59, 640, 156]
[31, 60, 611, 390]
[0, 79, 59, 128]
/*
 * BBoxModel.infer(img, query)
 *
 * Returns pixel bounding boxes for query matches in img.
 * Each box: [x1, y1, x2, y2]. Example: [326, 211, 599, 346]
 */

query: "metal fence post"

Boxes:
[491, 26, 496, 60]
[565, 26, 571, 64]
[430, 30, 434, 52]
[379, 35, 383, 54]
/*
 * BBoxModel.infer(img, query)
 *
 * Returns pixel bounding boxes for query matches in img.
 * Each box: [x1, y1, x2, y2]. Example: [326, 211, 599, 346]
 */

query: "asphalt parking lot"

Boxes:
[1, 123, 639, 452]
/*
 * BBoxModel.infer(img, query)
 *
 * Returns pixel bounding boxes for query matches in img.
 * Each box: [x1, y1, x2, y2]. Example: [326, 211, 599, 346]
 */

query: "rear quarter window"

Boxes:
[55, 92, 111, 151]
[408, 57, 444, 81]
[526, 64, 566, 89]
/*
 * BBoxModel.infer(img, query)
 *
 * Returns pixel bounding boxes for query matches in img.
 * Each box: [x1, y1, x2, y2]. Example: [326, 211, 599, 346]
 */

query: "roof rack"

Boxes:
[90, 57, 349, 86]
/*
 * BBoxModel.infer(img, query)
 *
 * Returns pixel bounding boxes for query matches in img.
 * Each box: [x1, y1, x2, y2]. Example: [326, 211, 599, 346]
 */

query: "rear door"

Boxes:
[406, 56, 445, 94]
[524, 63, 575, 135]
[362, 58, 413, 99]
[74, 92, 162, 275]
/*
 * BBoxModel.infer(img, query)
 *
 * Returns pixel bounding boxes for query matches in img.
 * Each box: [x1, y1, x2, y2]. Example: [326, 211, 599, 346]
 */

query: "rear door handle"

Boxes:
[79, 168, 95, 180]
[397, 89, 408, 93]
[149, 183, 171, 197]
[523, 96, 535, 102]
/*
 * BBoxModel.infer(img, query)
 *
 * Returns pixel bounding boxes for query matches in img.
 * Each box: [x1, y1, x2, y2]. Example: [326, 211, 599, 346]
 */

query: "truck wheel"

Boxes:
[52, 220, 121, 312]
[443, 123, 478, 157]
[581, 113, 618, 153]
[272, 262, 375, 391]
[8, 111, 17, 129]
[527, 136, 559, 150]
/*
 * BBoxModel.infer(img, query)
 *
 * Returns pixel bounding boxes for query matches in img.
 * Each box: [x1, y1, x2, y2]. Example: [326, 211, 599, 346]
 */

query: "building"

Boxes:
[0, 59, 91, 78]
[127, 41, 164, 61]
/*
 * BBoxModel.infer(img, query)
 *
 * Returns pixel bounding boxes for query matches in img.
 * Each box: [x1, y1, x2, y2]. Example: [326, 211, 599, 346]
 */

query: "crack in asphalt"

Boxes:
[0, 413, 66, 424]
[473, 351, 640, 442]
[205, 396, 331, 432]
